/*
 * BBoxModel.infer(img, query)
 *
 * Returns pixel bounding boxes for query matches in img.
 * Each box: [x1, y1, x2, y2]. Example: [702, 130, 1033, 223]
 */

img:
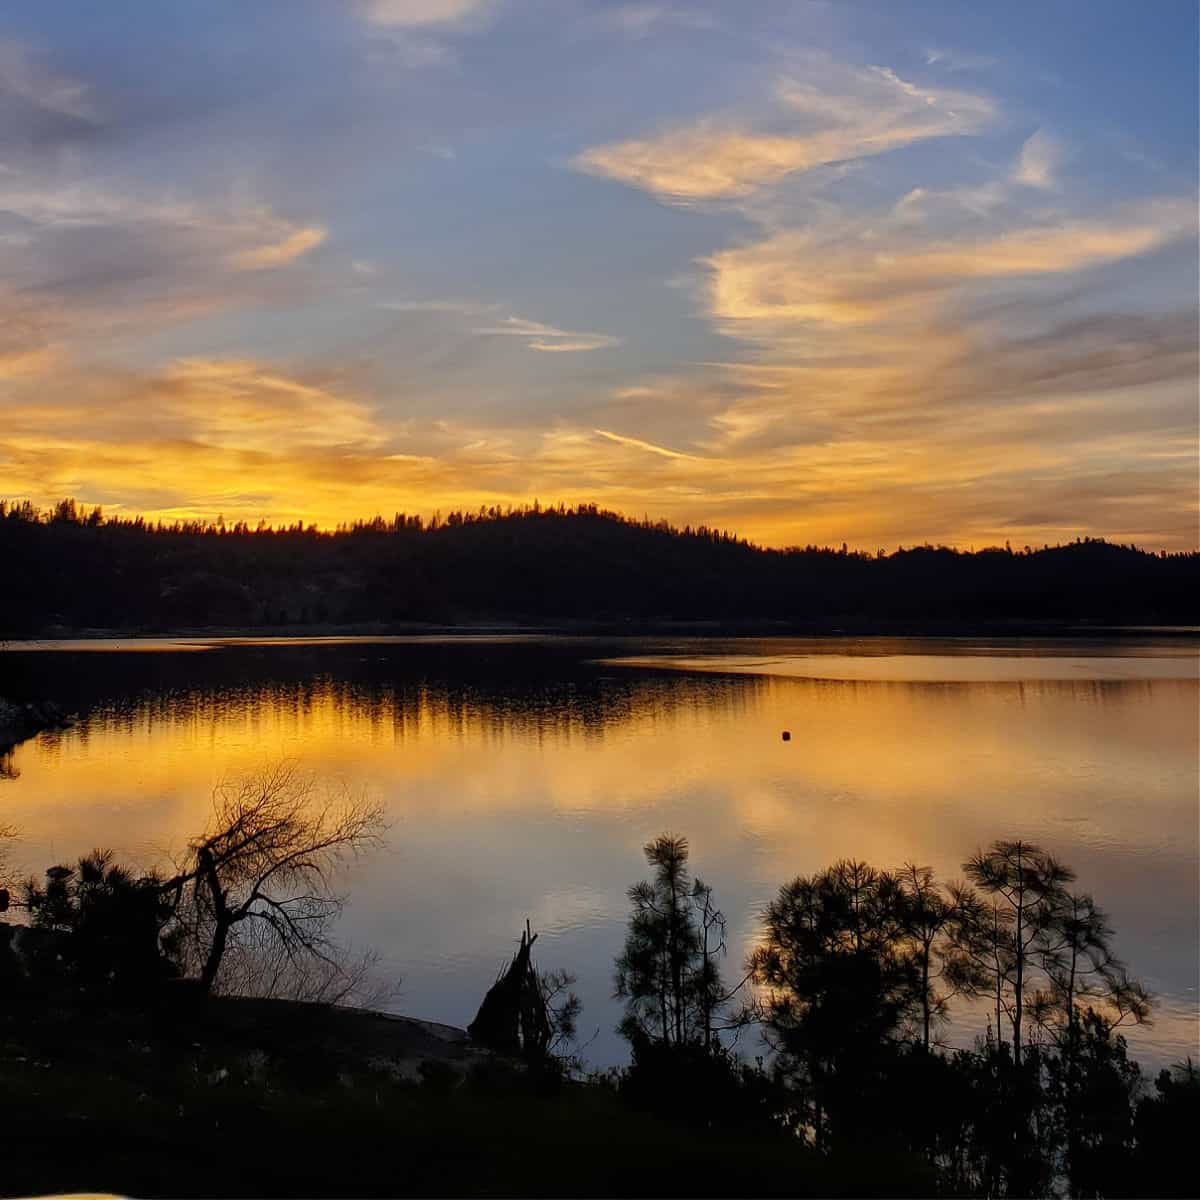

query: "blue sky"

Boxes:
[1, 1, 1196, 547]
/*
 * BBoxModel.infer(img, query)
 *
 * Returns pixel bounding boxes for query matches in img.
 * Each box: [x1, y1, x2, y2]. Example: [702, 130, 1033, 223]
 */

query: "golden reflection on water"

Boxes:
[4, 651, 1198, 1067]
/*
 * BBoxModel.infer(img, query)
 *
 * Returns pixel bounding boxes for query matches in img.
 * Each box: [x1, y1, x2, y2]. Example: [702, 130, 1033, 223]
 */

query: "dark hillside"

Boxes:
[1, 500, 1195, 635]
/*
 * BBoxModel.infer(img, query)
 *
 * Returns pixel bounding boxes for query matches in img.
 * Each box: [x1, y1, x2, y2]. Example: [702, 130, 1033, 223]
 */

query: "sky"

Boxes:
[1, 0, 1196, 549]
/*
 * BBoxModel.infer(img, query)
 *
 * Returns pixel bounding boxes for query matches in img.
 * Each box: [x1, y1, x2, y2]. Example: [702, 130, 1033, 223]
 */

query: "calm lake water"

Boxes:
[3, 636, 1197, 1070]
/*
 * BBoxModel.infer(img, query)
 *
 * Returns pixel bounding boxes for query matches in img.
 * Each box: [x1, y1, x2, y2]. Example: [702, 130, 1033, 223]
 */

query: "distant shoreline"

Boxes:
[5, 619, 1200, 646]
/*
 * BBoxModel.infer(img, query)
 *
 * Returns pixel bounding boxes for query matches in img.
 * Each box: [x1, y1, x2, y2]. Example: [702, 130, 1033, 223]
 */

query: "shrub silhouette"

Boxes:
[21, 849, 180, 997]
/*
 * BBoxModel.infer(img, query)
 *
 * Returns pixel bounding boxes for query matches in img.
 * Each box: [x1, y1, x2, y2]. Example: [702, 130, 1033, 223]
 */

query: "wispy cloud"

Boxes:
[358, 0, 495, 69]
[153, 358, 382, 449]
[0, 344, 59, 379]
[924, 47, 998, 72]
[1014, 129, 1062, 190]
[0, 169, 331, 369]
[228, 225, 325, 270]
[379, 302, 621, 352]
[0, 39, 99, 123]
[380, 298, 494, 314]
[0, 176, 325, 260]
[360, 0, 494, 29]
[595, 4, 718, 39]
[573, 57, 994, 202]
[705, 201, 1194, 328]
[0, 356, 393, 523]
[5, 325, 1195, 550]
[472, 315, 621, 352]
[594, 429, 699, 459]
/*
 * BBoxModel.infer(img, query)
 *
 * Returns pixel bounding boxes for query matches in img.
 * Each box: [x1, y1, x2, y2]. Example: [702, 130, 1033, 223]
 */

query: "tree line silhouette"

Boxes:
[612, 835, 1191, 1197]
[2, 498, 1196, 634]
[2, 790, 1193, 1197]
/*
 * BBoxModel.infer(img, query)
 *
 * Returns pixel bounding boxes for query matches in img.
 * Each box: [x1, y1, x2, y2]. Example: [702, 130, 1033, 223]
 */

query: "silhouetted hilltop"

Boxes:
[1, 499, 1196, 635]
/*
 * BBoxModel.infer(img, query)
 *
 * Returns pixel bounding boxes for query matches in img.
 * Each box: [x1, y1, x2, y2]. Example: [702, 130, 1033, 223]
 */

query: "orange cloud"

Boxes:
[574, 59, 993, 202]
[0, 345, 59, 378]
[229, 225, 326, 270]
[2, 381, 1195, 550]
[706, 204, 1194, 328]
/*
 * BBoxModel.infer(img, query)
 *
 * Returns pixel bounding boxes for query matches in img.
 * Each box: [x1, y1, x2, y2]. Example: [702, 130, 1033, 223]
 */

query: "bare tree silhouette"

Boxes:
[171, 763, 385, 994]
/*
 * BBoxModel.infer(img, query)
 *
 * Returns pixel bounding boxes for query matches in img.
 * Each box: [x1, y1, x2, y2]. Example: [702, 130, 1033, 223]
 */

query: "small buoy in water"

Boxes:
[781, 730, 791, 741]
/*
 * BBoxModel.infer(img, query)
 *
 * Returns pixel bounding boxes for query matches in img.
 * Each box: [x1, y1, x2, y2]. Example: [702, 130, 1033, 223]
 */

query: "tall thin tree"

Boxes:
[614, 834, 727, 1050]
[963, 840, 1073, 1066]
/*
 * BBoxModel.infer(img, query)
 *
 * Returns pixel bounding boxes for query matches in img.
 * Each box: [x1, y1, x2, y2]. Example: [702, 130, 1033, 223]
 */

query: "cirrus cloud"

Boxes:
[228, 224, 326, 270]
[360, 0, 494, 29]
[471, 315, 622, 352]
[573, 58, 994, 202]
[1014, 129, 1062, 190]
[705, 201, 1196, 329]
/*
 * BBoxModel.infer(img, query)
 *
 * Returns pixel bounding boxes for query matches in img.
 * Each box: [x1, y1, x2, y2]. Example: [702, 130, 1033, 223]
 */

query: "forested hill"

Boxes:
[1, 500, 1196, 635]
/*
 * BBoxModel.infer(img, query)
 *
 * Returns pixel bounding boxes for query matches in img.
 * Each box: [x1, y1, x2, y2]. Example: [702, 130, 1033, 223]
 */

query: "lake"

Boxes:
[2, 635, 1197, 1070]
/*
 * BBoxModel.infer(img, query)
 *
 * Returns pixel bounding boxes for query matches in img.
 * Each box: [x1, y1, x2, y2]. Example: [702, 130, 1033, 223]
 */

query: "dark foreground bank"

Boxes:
[2, 824, 1197, 1198]
[0, 993, 932, 1199]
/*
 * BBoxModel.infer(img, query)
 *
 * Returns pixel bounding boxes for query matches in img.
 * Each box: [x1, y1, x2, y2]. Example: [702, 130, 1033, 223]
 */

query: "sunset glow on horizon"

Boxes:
[1, 2, 1196, 550]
